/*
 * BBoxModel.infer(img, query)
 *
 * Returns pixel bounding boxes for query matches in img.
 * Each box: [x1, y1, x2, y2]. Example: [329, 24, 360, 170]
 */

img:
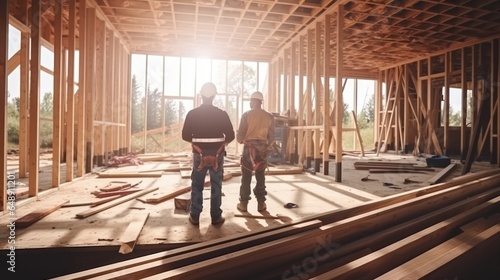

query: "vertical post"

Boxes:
[323, 14, 331, 175]
[335, 6, 344, 182]
[306, 29, 313, 168]
[105, 30, 115, 162]
[444, 52, 451, 156]
[0, 0, 8, 211]
[298, 35, 305, 165]
[18, 32, 29, 178]
[85, 8, 96, 172]
[403, 65, 409, 152]
[66, 0, 76, 181]
[461, 48, 467, 157]
[77, 0, 87, 177]
[94, 18, 106, 166]
[29, 0, 41, 196]
[52, 0, 63, 187]
[314, 21, 321, 172]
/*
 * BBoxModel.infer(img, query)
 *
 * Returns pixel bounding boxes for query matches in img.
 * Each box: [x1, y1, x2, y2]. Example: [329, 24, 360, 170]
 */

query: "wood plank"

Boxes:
[427, 163, 457, 185]
[118, 212, 150, 254]
[310, 196, 500, 280]
[97, 172, 163, 178]
[138, 186, 191, 204]
[53, 171, 499, 279]
[369, 169, 430, 174]
[65, 220, 323, 280]
[92, 188, 144, 198]
[16, 200, 69, 228]
[377, 222, 500, 280]
[75, 187, 159, 219]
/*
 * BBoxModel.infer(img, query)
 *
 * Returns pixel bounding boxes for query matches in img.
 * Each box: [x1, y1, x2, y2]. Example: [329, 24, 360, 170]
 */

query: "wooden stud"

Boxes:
[498, 40, 500, 167]
[105, 29, 115, 162]
[66, 0, 76, 182]
[323, 14, 331, 176]
[94, 18, 106, 166]
[85, 8, 96, 172]
[297, 35, 305, 165]
[52, 0, 63, 188]
[306, 29, 313, 168]
[77, 0, 87, 177]
[314, 21, 321, 172]
[18, 32, 29, 178]
[335, 9, 344, 180]
[0, 0, 7, 211]
[444, 52, 451, 156]
[29, 0, 41, 197]
[461, 47, 468, 157]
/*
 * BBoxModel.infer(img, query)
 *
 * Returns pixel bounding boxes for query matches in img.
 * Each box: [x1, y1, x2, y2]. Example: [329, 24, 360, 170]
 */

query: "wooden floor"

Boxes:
[0, 153, 495, 250]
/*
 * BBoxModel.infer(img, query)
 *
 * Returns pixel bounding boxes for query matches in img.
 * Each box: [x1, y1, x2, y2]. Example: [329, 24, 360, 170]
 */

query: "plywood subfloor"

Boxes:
[1, 153, 494, 250]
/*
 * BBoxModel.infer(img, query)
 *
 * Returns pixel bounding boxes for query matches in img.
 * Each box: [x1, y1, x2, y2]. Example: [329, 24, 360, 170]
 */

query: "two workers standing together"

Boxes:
[182, 82, 275, 226]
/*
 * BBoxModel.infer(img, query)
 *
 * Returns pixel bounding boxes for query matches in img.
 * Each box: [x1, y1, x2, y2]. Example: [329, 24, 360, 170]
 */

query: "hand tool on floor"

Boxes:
[361, 175, 377, 181]
[303, 167, 316, 175]
[234, 213, 291, 222]
[404, 178, 422, 184]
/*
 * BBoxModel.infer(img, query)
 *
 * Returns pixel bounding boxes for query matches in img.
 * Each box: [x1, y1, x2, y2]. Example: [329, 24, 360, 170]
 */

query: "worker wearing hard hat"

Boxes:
[236, 91, 275, 212]
[182, 82, 235, 226]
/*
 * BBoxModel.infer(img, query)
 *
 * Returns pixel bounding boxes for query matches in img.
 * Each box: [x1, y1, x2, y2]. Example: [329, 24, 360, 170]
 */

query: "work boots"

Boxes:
[237, 202, 248, 212]
[258, 202, 267, 212]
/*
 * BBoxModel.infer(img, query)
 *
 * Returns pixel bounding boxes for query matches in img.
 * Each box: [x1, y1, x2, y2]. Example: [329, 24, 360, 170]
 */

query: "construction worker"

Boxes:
[236, 91, 275, 212]
[182, 82, 235, 226]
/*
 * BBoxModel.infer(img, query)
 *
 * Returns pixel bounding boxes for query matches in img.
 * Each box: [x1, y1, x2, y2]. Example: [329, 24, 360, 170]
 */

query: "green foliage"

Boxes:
[7, 98, 19, 144]
[357, 95, 374, 129]
[131, 75, 144, 133]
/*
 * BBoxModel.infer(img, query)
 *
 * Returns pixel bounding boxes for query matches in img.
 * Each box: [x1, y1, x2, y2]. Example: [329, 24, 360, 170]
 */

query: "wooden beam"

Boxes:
[105, 29, 115, 162]
[66, 0, 76, 182]
[336, 3, 344, 182]
[323, 14, 331, 175]
[58, 220, 322, 279]
[138, 186, 191, 204]
[305, 29, 313, 168]
[28, 0, 41, 197]
[461, 48, 468, 157]
[379, 221, 500, 279]
[77, 0, 87, 177]
[0, 0, 8, 211]
[311, 195, 500, 279]
[119, 212, 150, 254]
[75, 186, 159, 219]
[18, 32, 29, 178]
[52, 0, 63, 188]
[94, 18, 106, 166]
[85, 8, 96, 173]
[16, 200, 69, 228]
[314, 21, 321, 172]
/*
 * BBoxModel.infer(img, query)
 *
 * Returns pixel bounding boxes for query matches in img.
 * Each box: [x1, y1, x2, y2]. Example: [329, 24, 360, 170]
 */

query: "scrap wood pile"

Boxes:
[105, 153, 143, 167]
[55, 169, 500, 280]
[354, 160, 436, 173]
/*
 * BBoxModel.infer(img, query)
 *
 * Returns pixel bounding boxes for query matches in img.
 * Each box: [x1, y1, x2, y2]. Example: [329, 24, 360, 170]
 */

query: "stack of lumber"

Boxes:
[354, 161, 435, 173]
[54, 169, 500, 280]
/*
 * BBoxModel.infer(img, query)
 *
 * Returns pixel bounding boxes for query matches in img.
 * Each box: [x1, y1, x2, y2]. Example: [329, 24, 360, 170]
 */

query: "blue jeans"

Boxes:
[190, 151, 224, 219]
[239, 146, 267, 203]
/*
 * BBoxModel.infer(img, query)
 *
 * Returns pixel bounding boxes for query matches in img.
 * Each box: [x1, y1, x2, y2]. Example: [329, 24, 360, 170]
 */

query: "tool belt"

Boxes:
[243, 142, 268, 172]
[192, 144, 225, 171]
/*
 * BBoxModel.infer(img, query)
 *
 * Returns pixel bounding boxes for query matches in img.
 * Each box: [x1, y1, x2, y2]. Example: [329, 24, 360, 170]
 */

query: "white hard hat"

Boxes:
[200, 82, 217, 98]
[250, 91, 264, 101]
